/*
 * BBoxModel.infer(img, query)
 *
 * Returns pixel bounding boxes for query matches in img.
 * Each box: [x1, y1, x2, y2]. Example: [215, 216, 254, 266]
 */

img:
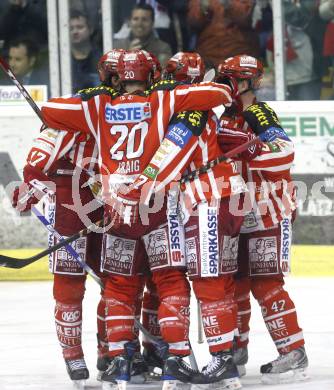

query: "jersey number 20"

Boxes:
[110, 122, 148, 160]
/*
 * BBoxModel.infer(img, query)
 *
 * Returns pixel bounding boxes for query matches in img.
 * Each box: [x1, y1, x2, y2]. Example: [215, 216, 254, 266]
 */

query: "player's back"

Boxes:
[42, 77, 234, 202]
[97, 92, 162, 179]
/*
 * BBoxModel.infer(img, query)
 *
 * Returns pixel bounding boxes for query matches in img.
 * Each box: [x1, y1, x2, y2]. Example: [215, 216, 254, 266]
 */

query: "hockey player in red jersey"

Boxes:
[216, 54, 308, 384]
[40, 49, 237, 387]
[154, 52, 246, 388]
[115, 51, 247, 388]
[11, 49, 126, 387]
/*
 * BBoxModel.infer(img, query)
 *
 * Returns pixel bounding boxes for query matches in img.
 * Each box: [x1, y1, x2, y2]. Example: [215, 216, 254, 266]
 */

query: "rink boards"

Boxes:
[0, 245, 333, 280]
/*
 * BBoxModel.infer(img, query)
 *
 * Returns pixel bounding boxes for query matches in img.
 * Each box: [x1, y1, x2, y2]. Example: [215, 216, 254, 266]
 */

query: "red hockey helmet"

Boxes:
[97, 49, 125, 82]
[117, 49, 154, 84]
[164, 52, 205, 83]
[149, 52, 162, 83]
[217, 54, 264, 87]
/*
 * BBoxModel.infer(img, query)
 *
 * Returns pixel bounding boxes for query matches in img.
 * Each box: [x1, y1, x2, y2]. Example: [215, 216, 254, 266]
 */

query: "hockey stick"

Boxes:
[197, 301, 204, 344]
[180, 135, 260, 184]
[0, 136, 259, 268]
[0, 53, 258, 269]
[0, 216, 106, 268]
[0, 56, 45, 124]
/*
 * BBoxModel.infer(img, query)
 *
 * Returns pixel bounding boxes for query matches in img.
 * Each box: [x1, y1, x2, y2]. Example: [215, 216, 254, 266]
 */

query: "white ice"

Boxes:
[0, 277, 333, 390]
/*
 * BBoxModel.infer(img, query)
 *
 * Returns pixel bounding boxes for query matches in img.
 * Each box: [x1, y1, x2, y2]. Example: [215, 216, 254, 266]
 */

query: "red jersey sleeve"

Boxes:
[248, 139, 295, 172]
[41, 95, 97, 135]
[26, 128, 82, 173]
[173, 82, 233, 112]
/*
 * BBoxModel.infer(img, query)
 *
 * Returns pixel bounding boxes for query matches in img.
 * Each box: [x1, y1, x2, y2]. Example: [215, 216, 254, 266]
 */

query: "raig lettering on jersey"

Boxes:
[105, 102, 151, 123]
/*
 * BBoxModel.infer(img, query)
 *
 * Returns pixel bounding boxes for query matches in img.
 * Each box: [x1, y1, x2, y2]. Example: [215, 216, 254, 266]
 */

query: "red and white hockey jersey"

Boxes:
[41, 81, 234, 203]
[27, 127, 99, 177]
[218, 113, 296, 232]
[130, 109, 247, 206]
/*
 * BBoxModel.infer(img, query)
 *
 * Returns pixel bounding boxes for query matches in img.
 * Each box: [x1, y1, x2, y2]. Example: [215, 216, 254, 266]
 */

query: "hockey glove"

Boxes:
[215, 75, 240, 102]
[106, 184, 141, 228]
[218, 127, 262, 161]
[12, 164, 54, 212]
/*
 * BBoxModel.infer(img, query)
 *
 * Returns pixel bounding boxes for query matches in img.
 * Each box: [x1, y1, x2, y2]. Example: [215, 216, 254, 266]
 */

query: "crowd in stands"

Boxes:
[0, 0, 334, 100]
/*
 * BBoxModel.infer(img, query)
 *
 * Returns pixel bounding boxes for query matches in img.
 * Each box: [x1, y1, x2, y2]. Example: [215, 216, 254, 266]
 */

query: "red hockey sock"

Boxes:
[152, 269, 190, 356]
[55, 301, 84, 360]
[234, 277, 251, 349]
[193, 276, 237, 353]
[53, 274, 86, 360]
[96, 297, 108, 357]
[252, 277, 305, 353]
[104, 274, 144, 356]
[142, 277, 161, 351]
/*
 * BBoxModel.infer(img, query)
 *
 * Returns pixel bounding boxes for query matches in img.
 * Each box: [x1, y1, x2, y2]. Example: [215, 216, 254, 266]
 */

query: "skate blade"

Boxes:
[129, 374, 146, 384]
[261, 368, 310, 385]
[145, 373, 162, 382]
[102, 380, 127, 390]
[97, 370, 103, 382]
[72, 379, 86, 389]
[237, 364, 246, 377]
[163, 379, 191, 390]
[191, 377, 242, 390]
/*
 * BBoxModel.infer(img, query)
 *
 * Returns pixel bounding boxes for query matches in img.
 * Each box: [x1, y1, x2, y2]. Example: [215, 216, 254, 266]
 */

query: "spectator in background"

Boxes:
[168, 0, 192, 52]
[0, 0, 48, 52]
[70, 0, 103, 50]
[187, 0, 260, 67]
[113, 0, 137, 36]
[138, 0, 189, 53]
[252, 0, 273, 62]
[113, 3, 172, 65]
[113, 1, 189, 53]
[266, 0, 320, 100]
[319, 0, 334, 98]
[0, 38, 49, 88]
[305, 1, 327, 97]
[320, 0, 334, 60]
[70, 9, 101, 92]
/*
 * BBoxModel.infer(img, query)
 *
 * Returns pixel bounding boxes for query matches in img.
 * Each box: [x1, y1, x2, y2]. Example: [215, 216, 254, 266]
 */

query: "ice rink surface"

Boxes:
[1, 277, 333, 390]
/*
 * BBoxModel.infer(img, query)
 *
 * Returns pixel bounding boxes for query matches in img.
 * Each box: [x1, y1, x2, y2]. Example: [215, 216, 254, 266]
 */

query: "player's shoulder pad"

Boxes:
[76, 85, 120, 101]
[242, 101, 282, 134]
[170, 110, 208, 136]
[146, 79, 183, 94]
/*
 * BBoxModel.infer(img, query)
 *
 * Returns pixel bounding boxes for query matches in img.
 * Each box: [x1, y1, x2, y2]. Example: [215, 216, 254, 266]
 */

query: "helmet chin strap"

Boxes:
[239, 79, 254, 95]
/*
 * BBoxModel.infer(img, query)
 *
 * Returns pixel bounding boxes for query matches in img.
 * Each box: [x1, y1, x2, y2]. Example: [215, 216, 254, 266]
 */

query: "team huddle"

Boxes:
[12, 49, 309, 390]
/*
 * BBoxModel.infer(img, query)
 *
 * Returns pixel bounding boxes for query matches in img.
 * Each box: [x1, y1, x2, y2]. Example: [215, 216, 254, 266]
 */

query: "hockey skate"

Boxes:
[232, 347, 248, 377]
[191, 350, 242, 390]
[130, 351, 148, 384]
[100, 354, 131, 390]
[97, 354, 111, 381]
[260, 346, 309, 384]
[143, 346, 164, 381]
[162, 355, 199, 390]
[65, 358, 89, 389]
